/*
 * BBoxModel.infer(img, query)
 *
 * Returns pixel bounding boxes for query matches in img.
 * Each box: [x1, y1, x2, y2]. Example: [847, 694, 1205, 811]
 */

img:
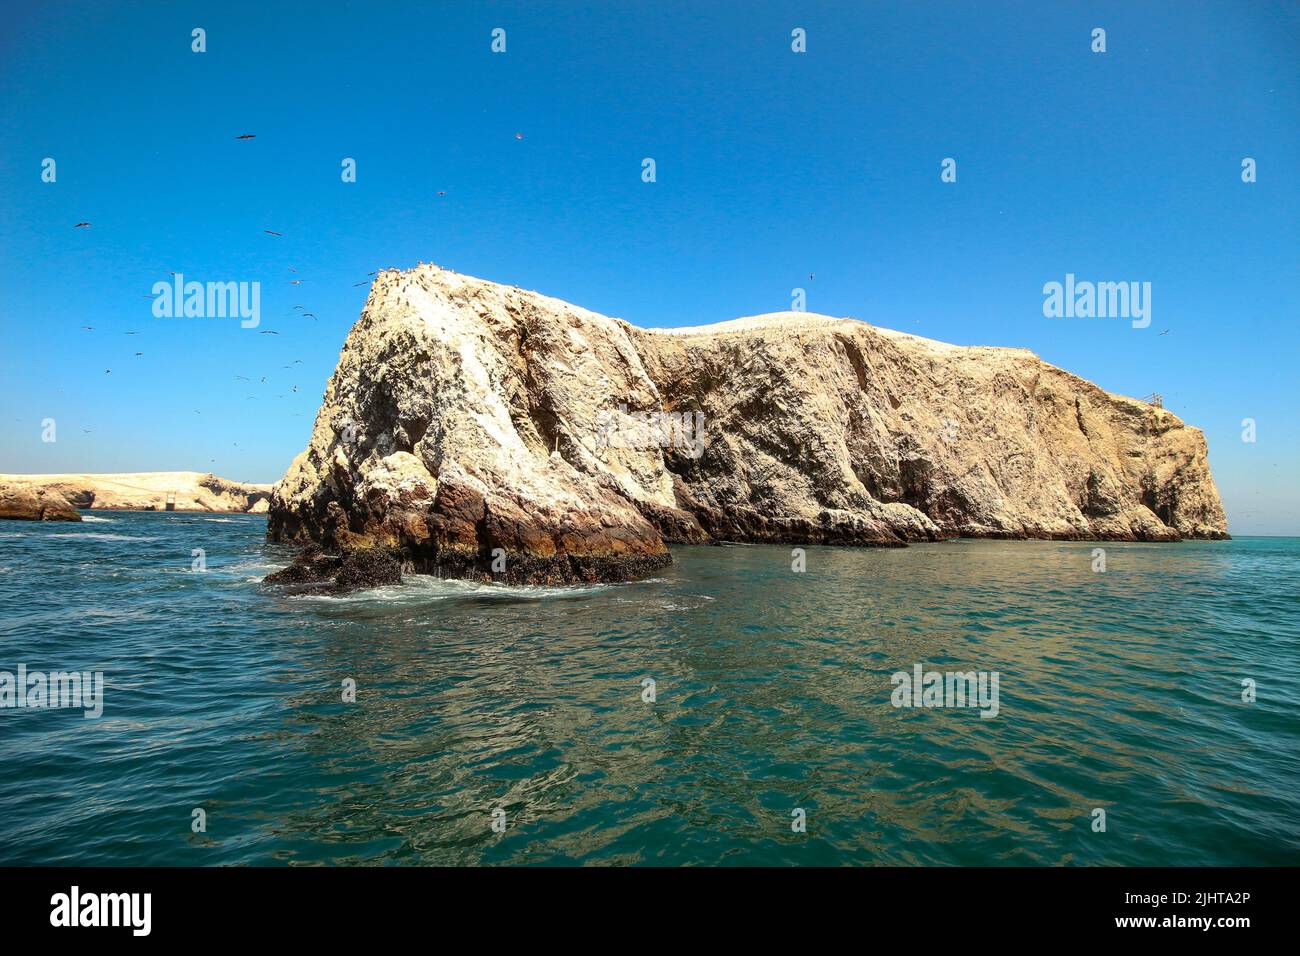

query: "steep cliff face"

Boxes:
[268, 264, 1228, 584]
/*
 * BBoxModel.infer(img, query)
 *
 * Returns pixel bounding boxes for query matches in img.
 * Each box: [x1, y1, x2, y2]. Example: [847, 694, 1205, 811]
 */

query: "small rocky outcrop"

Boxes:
[267, 264, 1229, 586]
[0, 483, 82, 521]
[263, 544, 404, 594]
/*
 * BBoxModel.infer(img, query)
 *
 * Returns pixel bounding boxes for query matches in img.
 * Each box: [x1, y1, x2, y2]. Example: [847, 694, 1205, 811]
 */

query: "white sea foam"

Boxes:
[286, 573, 610, 605]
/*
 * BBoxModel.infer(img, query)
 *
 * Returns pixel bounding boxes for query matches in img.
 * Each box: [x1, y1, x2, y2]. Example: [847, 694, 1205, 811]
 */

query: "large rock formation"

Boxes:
[0, 483, 82, 521]
[267, 264, 1228, 585]
[0, 473, 272, 514]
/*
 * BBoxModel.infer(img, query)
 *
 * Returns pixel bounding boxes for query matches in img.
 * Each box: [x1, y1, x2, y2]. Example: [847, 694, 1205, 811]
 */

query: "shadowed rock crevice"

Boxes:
[265, 264, 1229, 588]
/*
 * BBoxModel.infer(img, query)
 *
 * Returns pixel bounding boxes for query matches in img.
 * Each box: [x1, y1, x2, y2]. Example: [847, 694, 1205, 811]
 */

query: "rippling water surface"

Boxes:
[0, 512, 1296, 865]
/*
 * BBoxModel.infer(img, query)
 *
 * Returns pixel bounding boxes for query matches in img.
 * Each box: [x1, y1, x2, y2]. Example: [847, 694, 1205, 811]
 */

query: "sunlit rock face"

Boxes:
[268, 264, 1228, 585]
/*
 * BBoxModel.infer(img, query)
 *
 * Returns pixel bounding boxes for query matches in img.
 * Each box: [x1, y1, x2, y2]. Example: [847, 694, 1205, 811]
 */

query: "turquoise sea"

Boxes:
[0, 511, 1296, 866]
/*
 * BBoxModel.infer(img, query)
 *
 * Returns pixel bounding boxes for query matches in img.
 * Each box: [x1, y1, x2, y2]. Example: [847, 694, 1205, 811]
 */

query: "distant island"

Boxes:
[0, 472, 272, 522]
[264, 264, 1229, 591]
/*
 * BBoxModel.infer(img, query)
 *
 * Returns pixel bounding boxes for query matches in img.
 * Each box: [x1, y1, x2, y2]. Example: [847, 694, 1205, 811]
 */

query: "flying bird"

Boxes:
[289, 280, 303, 285]
[302, 312, 316, 319]
[134, 352, 143, 356]
[74, 222, 90, 228]
[260, 330, 279, 335]
[437, 191, 446, 197]
[124, 331, 136, 335]
[235, 375, 250, 381]
[353, 281, 368, 286]
[264, 230, 282, 237]
[235, 134, 256, 140]
[81, 326, 93, 330]
[1159, 329, 1169, 335]
[515, 132, 523, 140]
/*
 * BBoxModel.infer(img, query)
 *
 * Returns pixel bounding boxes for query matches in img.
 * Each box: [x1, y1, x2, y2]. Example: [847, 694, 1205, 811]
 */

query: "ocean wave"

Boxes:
[285, 573, 611, 605]
[47, 533, 162, 542]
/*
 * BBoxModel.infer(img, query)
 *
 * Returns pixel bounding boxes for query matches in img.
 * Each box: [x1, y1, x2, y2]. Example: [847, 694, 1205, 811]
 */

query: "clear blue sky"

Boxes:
[1, 1, 1296, 533]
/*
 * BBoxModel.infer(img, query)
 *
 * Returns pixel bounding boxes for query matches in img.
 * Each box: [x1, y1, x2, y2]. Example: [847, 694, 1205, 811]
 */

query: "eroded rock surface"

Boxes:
[0, 483, 82, 522]
[268, 264, 1228, 585]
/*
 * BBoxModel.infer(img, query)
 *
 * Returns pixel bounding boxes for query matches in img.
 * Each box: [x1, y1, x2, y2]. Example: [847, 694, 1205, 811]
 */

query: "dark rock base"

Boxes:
[406, 549, 672, 585]
[264, 545, 403, 594]
[263, 543, 671, 591]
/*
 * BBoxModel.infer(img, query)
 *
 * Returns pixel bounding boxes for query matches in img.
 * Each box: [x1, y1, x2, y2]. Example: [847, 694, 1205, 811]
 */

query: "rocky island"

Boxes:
[266, 264, 1228, 590]
[0, 472, 272, 518]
